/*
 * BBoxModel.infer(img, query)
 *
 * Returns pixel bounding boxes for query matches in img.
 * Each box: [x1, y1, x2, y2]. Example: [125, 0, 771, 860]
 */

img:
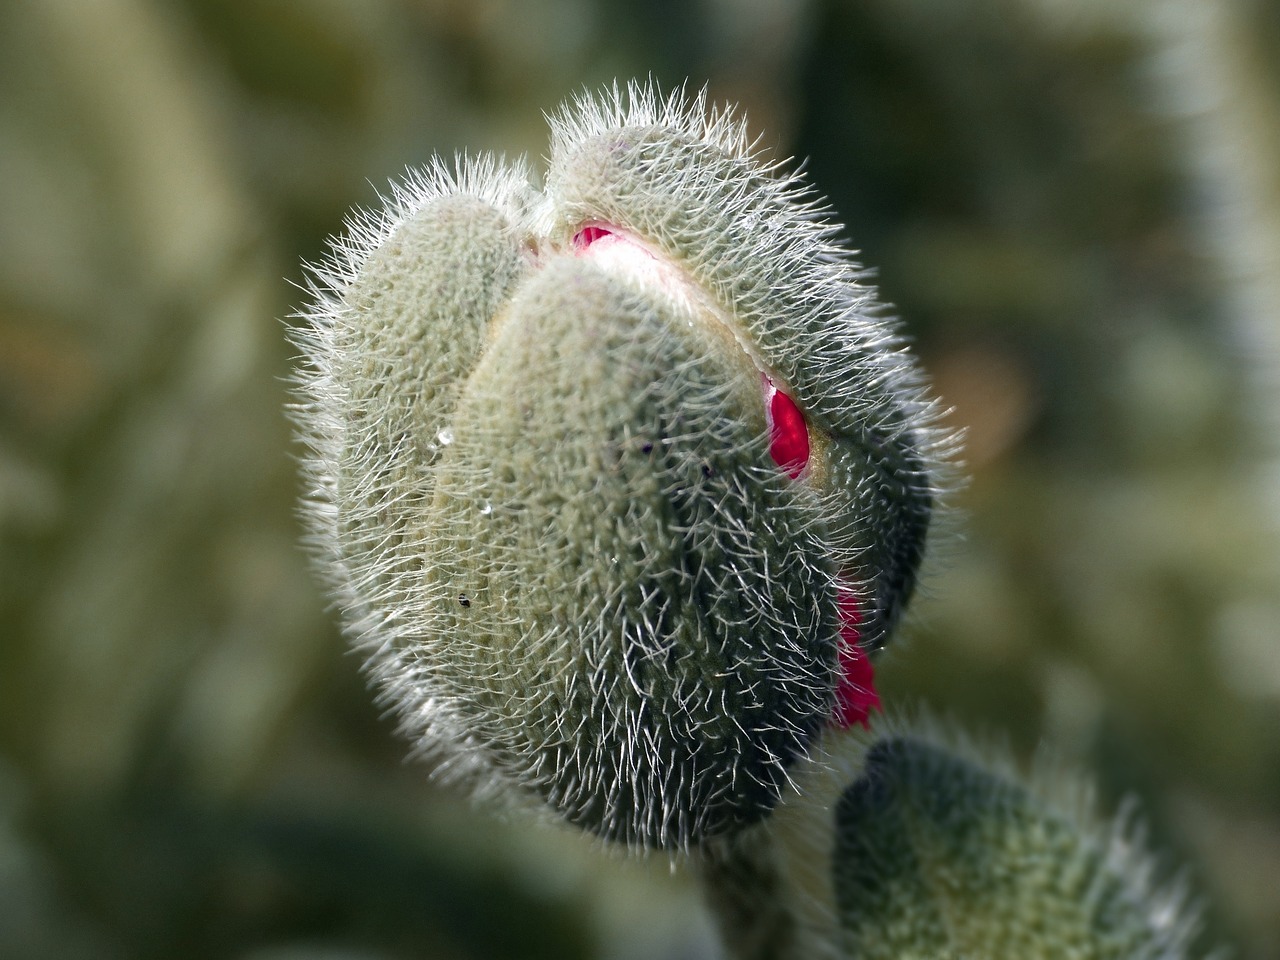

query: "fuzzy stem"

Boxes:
[696, 828, 803, 960]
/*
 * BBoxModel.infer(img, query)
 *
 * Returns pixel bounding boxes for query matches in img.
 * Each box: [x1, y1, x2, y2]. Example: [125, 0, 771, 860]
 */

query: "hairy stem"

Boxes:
[696, 827, 803, 960]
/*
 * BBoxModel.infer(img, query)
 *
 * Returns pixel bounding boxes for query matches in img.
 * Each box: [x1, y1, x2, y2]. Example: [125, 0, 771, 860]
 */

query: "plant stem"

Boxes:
[696, 826, 803, 960]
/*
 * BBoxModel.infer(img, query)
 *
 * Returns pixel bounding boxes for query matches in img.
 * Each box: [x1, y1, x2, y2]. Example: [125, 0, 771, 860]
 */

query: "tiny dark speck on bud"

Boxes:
[458, 593, 471, 608]
[641, 441, 654, 455]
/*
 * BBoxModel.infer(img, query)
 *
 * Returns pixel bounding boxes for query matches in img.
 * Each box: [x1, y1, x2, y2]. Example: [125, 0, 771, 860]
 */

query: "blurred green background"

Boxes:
[2, 0, 1279, 957]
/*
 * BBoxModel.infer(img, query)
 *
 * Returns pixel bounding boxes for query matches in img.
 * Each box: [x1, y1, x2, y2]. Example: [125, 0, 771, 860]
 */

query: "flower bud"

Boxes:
[831, 730, 1201, 959]
[292, 83, 948, 848]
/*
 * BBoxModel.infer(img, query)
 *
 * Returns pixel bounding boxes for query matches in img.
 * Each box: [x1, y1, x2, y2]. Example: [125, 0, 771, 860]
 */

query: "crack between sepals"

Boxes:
[507, 220, 878, 731]
[568, 221, 776, 385]
[569, 221, 879, 729]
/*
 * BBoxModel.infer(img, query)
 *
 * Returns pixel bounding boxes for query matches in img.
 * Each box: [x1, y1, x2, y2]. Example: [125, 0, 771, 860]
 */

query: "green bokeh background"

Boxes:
[2, 1, 1278, 957]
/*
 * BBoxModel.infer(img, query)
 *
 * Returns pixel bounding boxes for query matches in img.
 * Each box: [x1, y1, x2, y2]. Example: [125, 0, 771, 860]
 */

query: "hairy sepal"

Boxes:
[418, 256, 836, 848]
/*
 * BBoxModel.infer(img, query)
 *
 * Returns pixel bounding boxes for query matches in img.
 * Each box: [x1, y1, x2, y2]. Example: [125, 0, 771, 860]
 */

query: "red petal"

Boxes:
[573, 225, 612, 249]
[763, 376, 810, 480]
[833, 585, 881, 729]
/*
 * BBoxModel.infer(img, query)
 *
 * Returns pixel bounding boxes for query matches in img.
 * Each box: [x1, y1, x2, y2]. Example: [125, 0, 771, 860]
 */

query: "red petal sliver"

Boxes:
[573, 225, 612, 249]
[833, 585, 881, 729]
[763, 375, 809, 480]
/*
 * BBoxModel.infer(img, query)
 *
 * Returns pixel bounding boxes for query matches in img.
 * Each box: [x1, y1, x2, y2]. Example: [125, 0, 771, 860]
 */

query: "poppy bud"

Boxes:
[291, 83, 948, 848]
[702, 721, 1206, 958]
[831, 728, 1201, 959]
